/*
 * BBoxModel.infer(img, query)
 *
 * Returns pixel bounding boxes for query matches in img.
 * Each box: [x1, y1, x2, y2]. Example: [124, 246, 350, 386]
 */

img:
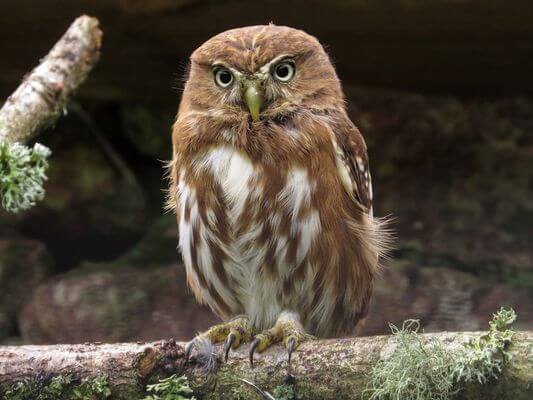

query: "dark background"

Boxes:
[0, 0, 531, 344]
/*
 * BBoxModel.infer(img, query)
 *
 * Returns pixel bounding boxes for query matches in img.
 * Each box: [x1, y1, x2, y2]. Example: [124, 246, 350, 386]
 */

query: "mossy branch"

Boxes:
[4, 374, 111, 400]
[0, 15, 102, 212]
[0, 313, 530, 399]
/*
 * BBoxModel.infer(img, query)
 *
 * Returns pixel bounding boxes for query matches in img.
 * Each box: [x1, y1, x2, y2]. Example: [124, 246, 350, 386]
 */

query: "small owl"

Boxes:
[168, 25, 388, 365]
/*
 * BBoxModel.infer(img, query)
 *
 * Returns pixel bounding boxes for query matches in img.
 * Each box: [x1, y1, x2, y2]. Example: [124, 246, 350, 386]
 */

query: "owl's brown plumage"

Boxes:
[168, 25, 387, 343]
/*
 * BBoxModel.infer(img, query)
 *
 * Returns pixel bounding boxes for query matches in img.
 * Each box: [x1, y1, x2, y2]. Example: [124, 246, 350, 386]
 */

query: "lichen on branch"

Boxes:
[452, 307, 516, 384]
[4, 374, 111, 400]
[0, 141, 51, 212]
[0, 15, 101, 213]
[365, 307, 517, 400]
[0, 313, 529, 399]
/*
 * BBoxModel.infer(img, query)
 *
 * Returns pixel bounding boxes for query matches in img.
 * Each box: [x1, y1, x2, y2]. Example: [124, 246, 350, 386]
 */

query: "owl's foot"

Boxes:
[185, 316, 252, 364]
[249, 311, 312, 367]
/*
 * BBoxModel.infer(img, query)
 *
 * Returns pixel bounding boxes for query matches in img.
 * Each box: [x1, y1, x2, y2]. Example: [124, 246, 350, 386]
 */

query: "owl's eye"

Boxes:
[272, 60, 295, 83]
[214, 67, 233, 88]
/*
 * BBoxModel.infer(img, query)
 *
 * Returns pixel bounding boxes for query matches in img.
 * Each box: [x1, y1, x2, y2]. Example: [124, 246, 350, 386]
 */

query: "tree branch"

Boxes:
[0, 332, 531, 399]
[0, 15, 102, 145]
[0, 15, 102, 213]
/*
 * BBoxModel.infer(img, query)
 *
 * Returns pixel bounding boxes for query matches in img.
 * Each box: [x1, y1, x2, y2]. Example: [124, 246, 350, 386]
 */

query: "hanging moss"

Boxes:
[365, 307, 516, 400]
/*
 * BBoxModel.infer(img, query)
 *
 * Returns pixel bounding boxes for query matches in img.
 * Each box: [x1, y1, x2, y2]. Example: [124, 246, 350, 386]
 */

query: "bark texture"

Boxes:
[0, 15, 102, 144]
[0, 332, 531, 399]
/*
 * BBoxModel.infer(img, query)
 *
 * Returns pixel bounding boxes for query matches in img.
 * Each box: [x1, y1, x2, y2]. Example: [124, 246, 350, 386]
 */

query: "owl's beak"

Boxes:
[242, 80, 263, 121]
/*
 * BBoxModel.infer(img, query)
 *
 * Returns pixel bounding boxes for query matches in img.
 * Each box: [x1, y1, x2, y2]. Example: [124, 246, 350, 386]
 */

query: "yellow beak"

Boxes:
[243, 80, 263, 121]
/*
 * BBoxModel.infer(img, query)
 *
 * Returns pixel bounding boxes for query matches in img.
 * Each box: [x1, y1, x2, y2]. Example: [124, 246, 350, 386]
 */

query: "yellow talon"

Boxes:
[185, 316, 252, 363]
[249, 311, 312, 367]
[253, 333, 274, 353]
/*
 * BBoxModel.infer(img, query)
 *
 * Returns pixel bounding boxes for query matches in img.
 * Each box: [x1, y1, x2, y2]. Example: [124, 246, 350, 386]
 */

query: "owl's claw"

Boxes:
[248, 312, 311, 367]
[249, 337, 261, 368]
[185, 317, 252, 365]
[224, 332, 236, 362]
[248, 333, 301, 367]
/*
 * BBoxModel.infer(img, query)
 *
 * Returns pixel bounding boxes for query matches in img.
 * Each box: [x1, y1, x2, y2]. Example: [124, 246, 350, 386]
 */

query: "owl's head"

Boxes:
[183, 25, 344, 121]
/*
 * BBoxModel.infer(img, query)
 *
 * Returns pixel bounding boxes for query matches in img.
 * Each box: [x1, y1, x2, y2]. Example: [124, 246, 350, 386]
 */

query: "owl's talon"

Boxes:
[287, 336, 296, 364]
[185, 317, 252, 365]
[224, 332, 236, 362]
[249, 337, 261, 367]
[184, 339, 195, 363]
[247, 312, 310, 366]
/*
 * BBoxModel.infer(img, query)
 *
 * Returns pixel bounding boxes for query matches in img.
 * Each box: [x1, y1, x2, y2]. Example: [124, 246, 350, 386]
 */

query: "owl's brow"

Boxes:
[209, 54, 294, 77]
[211, 61, 244, 79]
[193, 60, 215, 69]
[211, 60, 234, 69]
[257, 54, 294, 74]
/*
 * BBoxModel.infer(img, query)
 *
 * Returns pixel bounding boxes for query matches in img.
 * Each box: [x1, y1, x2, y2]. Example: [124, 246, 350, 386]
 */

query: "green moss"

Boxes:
[3, 374, 111, 400]
[272, 383, 298, 400]
[71, 376, 112, 400]
[365, 307, 517, 400]
[230, 378, 302, 400]
[0, 141, 51, 212]
[142, 375, 196, 400]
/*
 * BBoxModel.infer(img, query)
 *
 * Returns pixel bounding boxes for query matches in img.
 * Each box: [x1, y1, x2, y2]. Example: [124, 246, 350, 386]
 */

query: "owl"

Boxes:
[167, 25, 388, 366]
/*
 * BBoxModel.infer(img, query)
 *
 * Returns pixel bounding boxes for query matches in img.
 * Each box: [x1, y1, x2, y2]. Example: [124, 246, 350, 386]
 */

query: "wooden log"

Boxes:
[0, 331, 531, 399]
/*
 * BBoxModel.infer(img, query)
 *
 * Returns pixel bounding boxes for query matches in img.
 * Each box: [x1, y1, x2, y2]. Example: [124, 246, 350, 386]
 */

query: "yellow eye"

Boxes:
[214, 67, 233, 88]
[273, 60, 295, 82]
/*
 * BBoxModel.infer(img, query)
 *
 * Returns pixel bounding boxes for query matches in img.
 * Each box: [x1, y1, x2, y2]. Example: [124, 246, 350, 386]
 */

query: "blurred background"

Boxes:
[0, 0, 531, 345]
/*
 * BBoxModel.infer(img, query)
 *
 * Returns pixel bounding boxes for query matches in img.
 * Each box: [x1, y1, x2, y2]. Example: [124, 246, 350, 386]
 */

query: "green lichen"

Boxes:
[452, 307, 516, 384]
[142, 375, 196, 400]
[0, 140, 51, 212]
[3, 374, 111, 400]
[272, 383, 298, 400]
[365, 307, 516, 400]
[71, 376, 112, 400]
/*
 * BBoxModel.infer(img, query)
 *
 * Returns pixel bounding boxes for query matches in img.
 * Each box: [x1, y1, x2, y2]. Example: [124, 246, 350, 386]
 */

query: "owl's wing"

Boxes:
[330, 113, 373, 216]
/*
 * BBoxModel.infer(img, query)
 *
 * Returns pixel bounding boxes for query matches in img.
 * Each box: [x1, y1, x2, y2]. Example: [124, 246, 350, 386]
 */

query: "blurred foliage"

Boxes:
[0, 238, 53, 341]
[395, 243, 533, 288]
[2, 110, 149, 268]
[365, 307, 516, 400]
[348, 90, 533, 269]
[120, 103, 174, 160]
